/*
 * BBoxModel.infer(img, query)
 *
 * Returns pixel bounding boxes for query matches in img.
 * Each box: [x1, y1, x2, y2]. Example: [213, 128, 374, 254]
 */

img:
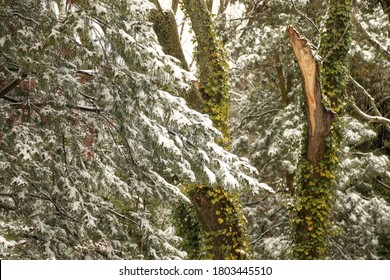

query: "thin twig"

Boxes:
[375, 178, 390, 191]
[0, 79, 22, 99]
[230, 109, 279, 136]
[290, 0, 320, 33]
[348, 75, 389, 131]
[12, 12, 39, 25]
[102, 206, 139, 226]
[28, 180, 78, 222]
[330, 237, 351, 260]
[250, 221, 285, 245]
[350, 102, 390, 126]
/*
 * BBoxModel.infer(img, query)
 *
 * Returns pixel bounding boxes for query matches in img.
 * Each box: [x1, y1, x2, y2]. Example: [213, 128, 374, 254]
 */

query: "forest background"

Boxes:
[0, 0, 389, 260]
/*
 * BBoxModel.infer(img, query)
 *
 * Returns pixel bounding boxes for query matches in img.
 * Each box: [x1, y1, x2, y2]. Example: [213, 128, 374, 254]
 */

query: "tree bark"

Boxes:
[150, 7, 189, 71]
[288, 26, 335, 259]
[182, 0, 230, 140]
[149, 3, 205, 112]
[182, 0, 249, 259]
[288, 0, 352, 260]
[288, 27, 335, 166]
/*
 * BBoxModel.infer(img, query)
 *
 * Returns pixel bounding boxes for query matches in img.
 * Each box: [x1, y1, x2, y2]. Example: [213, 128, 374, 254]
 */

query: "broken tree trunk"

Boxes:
[288, 25, 336, 260]
[288, 26, 335, 166]
[288, 0, 351, 260]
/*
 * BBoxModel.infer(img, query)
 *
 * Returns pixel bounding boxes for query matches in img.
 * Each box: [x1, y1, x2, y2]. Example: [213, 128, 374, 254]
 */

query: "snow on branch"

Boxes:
[348, 74, 390, 132]
[350, 102, 390, 127]
[352, 13, 390, 61]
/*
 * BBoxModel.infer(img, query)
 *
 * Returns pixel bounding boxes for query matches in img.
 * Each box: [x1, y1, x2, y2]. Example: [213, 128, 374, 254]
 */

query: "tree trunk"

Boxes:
[182, 0, 230, 141]
[150, 7, 189, 71]
[288, 26, 335, 259]
[288, 27, 335, 166]
[288, 0, 352, 259]
[182, 0, 249, 259]
[149, 3, 205, 112]
[150, 0, 248, 259]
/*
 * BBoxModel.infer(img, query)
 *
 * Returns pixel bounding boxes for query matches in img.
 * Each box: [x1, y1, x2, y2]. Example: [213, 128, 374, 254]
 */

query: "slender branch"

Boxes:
[100, 113, 140, 170]
[250, 221, 285, 245]
[78, 91, 98, 101]
[226, 16, 255, 22]
[375, 178, 390, 191]
[0, 79, 22, 99]
[348, 74, 390, 132]
[218, 0, 231, 15]
[92, 27, 109, 61]
[350, 102, 390, 126]
[349, 74, 383, 117]
[267, 206, 285, 220]
[0, 192, 16, 197]
[151, 0, 163, 11]
[330, 237, 351, 260]
[62, 134, 71, 176]
[290, 0, 320, 33]
[378, 96, 390, 107]
[102, 206, 139, 226]
[65, 103, 101, 113]
[172, 0, 180, 14]
[1, 95, 20, 103]
[1, 95, 102, 113]
[12, 12, 39, 25]
[18, 175, 78, 222]
[230, 108, 279, 136]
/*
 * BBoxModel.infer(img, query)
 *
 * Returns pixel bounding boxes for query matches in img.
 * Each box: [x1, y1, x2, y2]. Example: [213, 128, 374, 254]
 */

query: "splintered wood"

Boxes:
[287, 26, 317, 136]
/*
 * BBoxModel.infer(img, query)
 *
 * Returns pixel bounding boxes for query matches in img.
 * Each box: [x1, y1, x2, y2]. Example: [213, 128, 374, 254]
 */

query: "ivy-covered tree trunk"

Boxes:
[182, 0, 249, 259]
[149, 1, 189, 71]
[149, 2, 205, 112]
[182, 0, 230, 141]
[289, 0, 352, 259]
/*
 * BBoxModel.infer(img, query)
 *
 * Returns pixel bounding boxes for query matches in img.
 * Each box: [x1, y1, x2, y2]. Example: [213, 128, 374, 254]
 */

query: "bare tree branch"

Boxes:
[350, 102, 390, 127]
[0, 79, 22, 99]
[151, 0, 163, 11]
[230, 109, 279, 136]
[12, 12, 39, 25]
[250, 221, 285, 245]
[101, 206, 139, 226]
[290, 0, 320, 34]
[375, 178, 390, 191]
[1, 94, 102, 113]
[348, 74, 390, 132]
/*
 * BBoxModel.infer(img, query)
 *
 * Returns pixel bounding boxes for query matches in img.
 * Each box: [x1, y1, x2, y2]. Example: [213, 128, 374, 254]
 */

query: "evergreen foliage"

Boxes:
[0, 0, 389, 260]
[0, 0, 270, 259]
